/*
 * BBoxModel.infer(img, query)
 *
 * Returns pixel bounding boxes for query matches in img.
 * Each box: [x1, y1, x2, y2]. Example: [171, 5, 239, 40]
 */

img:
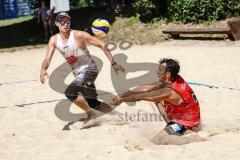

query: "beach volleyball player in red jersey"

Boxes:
[111, 58, 204, 145]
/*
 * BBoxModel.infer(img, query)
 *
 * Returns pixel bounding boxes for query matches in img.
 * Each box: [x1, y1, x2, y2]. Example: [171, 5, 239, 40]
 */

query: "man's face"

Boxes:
[157, 63, 168, 82]
[56, 17, 71, 33]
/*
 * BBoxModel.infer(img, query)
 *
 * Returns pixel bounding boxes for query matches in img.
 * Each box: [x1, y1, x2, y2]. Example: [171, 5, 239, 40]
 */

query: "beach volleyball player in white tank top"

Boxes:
[40, 12, 124, 126]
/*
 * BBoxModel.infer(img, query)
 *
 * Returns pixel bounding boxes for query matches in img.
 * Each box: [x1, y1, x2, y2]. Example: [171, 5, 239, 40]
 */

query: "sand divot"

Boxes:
[124, 140, 144, 151]
[69, 111, 129, 130]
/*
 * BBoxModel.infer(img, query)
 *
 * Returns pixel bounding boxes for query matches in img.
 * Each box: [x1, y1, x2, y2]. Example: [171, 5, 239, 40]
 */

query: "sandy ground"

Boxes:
[0, 40, 240, 160]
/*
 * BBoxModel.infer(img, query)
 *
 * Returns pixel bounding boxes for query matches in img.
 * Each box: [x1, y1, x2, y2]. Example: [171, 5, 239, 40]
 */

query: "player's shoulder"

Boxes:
[48, 34, 58, 46]
[72, 30, 90, 38]
[49, 34, 57, 40]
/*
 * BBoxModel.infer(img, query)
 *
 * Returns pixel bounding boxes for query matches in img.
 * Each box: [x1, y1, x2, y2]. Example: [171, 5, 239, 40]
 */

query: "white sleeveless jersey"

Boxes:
[55, 30, 97, 76]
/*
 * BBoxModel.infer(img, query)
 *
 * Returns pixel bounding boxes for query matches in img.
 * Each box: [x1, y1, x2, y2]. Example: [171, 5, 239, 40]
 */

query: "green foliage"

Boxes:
[133, 0, 167, 22]
[133, 0, 155, 18]
[226, 0, 240, 17]
[198, 0, 225, 21]
[167, 0, 240, 23]
[69, 0, 93, 9]
[132, 0, 240, 23]
[168, 0, 198, 22]
[125, 15, 140, 26]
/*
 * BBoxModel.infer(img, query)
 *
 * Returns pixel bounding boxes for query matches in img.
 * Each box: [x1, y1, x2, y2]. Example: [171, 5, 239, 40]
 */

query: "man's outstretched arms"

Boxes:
[111, 85, 172, 106]
[76, 31, 125, 74]
[119, 81, 165, 98]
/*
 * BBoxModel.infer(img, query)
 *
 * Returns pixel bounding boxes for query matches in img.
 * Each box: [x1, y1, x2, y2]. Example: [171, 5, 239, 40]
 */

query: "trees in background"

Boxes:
[53, 0, 240, 23]
[133, 0, 240, 22]
[167, 0, 240, 23]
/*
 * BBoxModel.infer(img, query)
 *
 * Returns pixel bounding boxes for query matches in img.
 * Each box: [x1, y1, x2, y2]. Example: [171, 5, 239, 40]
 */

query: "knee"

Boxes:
[150, 136, 172, 145]
[150, 135, 163, 145]
[65, 86, 78, 102]
[150, 130, 170, 145]
[85, 98, 101, 110]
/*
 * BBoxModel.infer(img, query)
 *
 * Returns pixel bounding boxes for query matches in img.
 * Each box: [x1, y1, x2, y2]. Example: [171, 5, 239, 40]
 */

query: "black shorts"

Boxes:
[164, 122, 186, 136]
[65, 69, 101, 110]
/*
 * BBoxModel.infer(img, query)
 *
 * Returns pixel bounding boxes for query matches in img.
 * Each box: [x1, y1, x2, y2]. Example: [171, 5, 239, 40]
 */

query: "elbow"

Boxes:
[134, 95, 143, 101]
[93, 43, 104, 50]
[102, 43, 110, 52]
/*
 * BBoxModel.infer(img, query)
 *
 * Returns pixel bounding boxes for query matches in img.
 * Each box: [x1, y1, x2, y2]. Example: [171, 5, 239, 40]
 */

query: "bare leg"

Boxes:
[74, 97, 114, 117]
[151, 129, 205, 145]
[43, 21, 48, 41]
[73, 96, 94, 120]
[74, 95, 121, 129]
[70, 96, 101, 130]
[153, 103, 205, 145]
[47, 19, 53, 36]
[79, 101, 116, 129]
[97, 102, 114, 113]
[73, 96, 114, 129]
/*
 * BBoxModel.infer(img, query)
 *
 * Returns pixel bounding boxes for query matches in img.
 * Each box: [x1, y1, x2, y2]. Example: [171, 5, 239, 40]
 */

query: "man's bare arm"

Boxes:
[36, 9, 41, 24]
[111, 87, 172, 106]
[120, 81, 165, 98]
[123, 87, 171, 102]
[77, 31, 124, 74]
[40, 36, 56, 83]
[77, 31, 114, 62]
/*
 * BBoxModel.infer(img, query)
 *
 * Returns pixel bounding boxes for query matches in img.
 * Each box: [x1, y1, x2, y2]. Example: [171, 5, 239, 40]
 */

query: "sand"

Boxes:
[0, 39, 240, 160]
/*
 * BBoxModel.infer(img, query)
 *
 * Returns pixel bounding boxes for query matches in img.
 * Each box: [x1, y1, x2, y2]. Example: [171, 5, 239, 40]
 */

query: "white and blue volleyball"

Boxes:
[91, 18, 110, 37]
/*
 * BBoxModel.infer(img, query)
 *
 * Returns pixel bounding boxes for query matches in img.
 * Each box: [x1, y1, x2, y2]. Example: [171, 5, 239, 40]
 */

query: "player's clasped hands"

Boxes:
[110, 96, 123, 106]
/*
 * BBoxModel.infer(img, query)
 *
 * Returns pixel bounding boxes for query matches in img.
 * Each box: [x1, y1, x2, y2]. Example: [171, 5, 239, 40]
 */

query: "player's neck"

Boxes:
[170, 77, 177, 83]
[60, 31, 70, 40]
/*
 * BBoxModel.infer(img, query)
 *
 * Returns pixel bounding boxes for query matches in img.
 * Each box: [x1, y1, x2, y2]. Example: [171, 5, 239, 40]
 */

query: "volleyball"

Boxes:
[91, 18, 110, 37]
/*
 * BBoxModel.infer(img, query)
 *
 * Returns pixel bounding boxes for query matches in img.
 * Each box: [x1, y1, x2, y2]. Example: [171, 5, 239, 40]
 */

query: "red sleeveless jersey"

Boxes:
[163, 76, 200, 130]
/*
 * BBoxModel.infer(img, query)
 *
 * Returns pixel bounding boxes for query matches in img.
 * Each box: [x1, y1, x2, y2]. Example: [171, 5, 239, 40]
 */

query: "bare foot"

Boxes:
[80, 111, 100, 129]
[69, 111, 98, 130]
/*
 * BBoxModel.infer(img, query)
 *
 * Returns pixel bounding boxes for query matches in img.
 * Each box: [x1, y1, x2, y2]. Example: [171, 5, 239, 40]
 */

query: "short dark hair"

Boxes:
[159, 58, 180, 78]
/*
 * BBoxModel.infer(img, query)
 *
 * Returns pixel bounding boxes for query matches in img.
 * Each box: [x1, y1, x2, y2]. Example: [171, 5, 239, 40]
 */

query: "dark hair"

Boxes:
[159, 58, 180, 78]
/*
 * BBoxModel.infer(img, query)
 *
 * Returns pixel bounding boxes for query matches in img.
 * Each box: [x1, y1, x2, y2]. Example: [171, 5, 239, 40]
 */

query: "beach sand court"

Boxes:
[0, 40, 240, 160]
